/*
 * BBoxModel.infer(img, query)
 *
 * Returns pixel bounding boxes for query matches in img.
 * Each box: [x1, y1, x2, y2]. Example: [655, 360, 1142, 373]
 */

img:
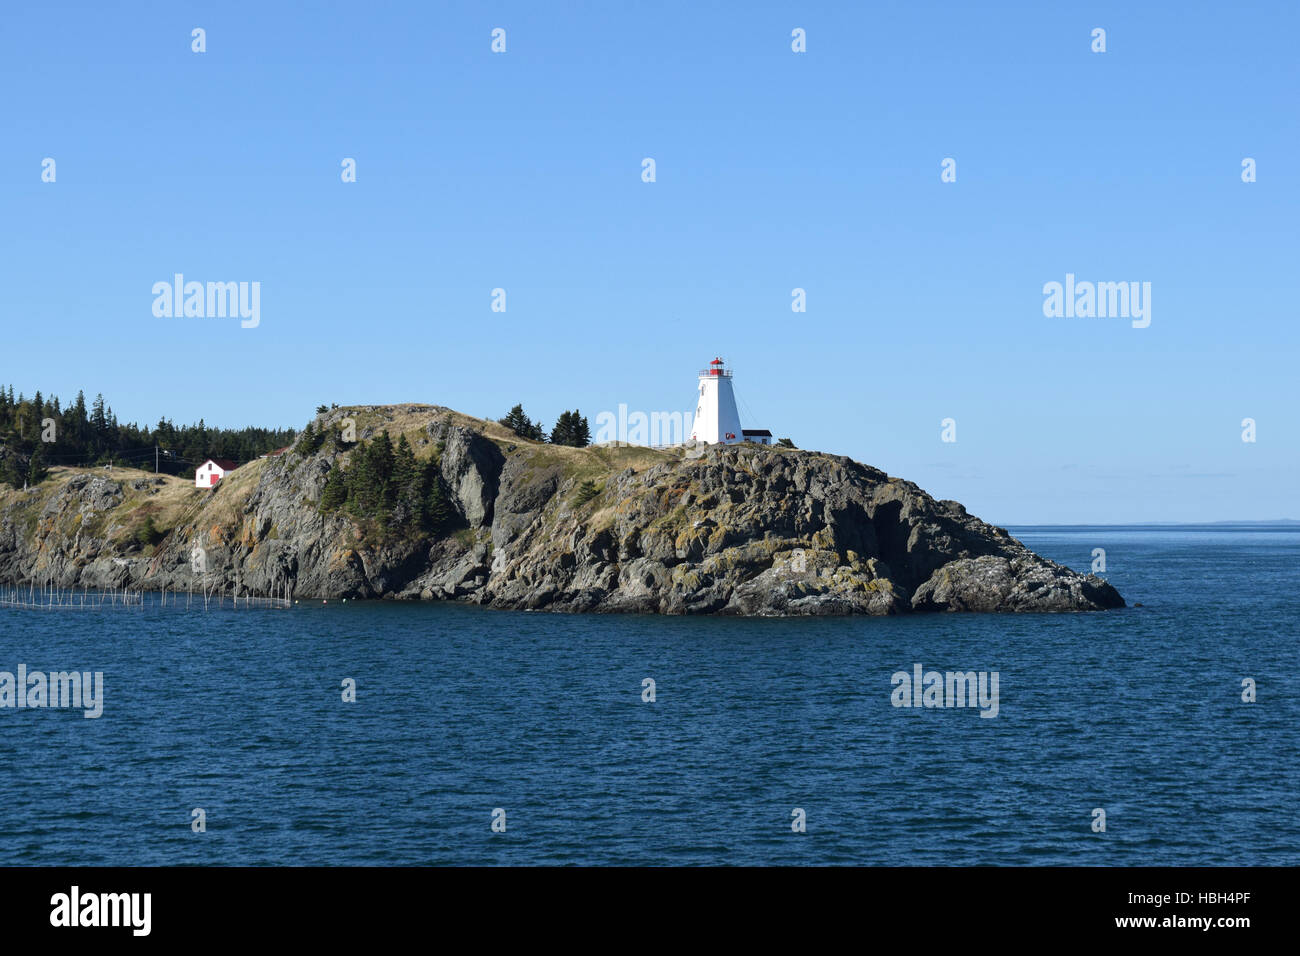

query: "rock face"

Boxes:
[0, 405, 1124, 616]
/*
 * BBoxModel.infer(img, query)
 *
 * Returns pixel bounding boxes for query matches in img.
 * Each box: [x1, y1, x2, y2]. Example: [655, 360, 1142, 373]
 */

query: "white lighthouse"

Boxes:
[690, 357, 770, 445]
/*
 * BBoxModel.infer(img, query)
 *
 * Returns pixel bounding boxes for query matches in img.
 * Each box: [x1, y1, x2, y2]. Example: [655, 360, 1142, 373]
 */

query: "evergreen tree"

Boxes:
[316, 433, 455, 537]
[0, 455, 20, 490]
[390, 435, 421, 529]
[346, 432, 395, 520]
[392, 435, 418, 488]
[370, 431, 397, 517]
[27, 445, 48, 485]
[423, 459, 451, 532]
[551, 411, 572, 446]
[91, 393, 108, 437]
[550, 409, 591, 447]
[319, 463, 348, 512]
[499, 404, 545, 441]
[345, 441, 377, 516]
[296, 422, 323, 456]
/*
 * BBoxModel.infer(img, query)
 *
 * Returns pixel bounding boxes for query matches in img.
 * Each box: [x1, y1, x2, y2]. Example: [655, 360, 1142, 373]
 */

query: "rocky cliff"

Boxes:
[0, 404, 1124, 615]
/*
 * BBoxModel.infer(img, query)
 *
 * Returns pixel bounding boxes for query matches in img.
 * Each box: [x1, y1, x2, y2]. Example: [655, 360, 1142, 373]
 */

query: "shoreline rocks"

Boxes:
[0, 406, 1124, 616]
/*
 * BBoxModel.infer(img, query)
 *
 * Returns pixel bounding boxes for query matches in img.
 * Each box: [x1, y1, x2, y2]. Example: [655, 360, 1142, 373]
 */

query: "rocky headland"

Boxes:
[0, 405, 1124, 615]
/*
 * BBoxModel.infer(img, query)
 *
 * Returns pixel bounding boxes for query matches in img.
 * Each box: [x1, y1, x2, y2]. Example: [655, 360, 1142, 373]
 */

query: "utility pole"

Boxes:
[155, 445, 159, 474]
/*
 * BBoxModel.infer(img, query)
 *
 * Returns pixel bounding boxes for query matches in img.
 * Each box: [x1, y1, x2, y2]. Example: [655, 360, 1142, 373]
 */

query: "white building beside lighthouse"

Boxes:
[690, 357, 771, 445]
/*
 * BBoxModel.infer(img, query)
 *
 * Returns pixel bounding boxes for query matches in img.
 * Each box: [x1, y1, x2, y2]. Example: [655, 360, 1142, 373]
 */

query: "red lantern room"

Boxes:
[699, 356, 732, 378]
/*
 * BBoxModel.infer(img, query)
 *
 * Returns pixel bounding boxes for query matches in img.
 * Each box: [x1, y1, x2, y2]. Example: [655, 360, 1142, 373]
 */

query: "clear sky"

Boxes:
[2, 1, 1296, 523]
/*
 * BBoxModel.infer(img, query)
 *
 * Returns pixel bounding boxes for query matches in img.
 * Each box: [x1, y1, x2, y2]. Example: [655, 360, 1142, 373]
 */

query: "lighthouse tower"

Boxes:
[690, 357, 745, 444]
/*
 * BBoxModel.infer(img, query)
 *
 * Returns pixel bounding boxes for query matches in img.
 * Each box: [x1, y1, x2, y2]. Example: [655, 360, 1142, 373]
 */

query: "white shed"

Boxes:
[195, 458, 237, 488]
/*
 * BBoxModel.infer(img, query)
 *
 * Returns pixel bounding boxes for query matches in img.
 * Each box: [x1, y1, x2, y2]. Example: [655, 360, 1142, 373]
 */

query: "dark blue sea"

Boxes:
[1, 527, 1296, 865]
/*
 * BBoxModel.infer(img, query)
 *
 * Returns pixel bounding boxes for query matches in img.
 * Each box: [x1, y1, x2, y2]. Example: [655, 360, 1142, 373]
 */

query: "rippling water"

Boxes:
[1, 527, 1296, 865]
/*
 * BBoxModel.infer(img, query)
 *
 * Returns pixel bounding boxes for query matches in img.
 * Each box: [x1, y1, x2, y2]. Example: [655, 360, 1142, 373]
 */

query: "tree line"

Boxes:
[499, 404, 591, 446]
[0, 384, 297, 489]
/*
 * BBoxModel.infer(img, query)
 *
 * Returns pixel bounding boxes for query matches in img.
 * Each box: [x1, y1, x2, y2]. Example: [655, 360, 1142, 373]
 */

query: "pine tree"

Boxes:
[26, 445, 48, 485]
[499, 404, 544, 441]
[0, 455, 20, 490]
[550, 410, 571, 445]
[296, 422, 319, 455]
[343, 432, 394, 522]
[390, 435, 421, 529]
[370, 431, 396, 518]
[319, 463, 348, 512]
[550, 409, 591, 447]
[25, 395, 43, 441]
[345, 440, 375, 516]
[423, 459, 451, 532]
[393, 435, 417, 487]
[91, 393, 107, 435]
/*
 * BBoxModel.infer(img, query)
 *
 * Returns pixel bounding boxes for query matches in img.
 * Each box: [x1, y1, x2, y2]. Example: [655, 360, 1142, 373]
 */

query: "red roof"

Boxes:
[205, 459, 238, 471]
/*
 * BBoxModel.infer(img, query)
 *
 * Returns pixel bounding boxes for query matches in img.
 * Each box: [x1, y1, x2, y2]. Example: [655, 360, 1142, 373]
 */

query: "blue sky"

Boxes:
[2, 1, 1296, 523]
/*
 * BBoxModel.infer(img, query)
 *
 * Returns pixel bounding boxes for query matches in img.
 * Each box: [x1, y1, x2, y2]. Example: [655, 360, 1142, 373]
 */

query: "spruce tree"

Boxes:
[91, 393, 107, 437]
[0, 456, 19, 490]
[393, 435, 418, 488]
[423, 459, 451, 532]
[27, 445, 48, 485]
[319, 463, 348, 512]
[371, 431, 396, 518]
[345, 439, 376, 516]
[500, 404, 544, 441]
[391, 435, 421, 530]
[550, 410, 591, 447]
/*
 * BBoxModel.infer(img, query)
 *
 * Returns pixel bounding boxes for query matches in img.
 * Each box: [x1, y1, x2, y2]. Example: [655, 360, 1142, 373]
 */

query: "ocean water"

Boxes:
[0, 526, 1296, 866]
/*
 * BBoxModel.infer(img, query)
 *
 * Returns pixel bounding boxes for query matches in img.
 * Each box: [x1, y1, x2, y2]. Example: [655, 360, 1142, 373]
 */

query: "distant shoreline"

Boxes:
[1008, 521, 1300, 531]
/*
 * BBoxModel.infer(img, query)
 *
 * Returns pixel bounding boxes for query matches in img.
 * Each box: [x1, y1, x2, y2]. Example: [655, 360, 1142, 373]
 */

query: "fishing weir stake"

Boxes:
[0, 577, 293, 611]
